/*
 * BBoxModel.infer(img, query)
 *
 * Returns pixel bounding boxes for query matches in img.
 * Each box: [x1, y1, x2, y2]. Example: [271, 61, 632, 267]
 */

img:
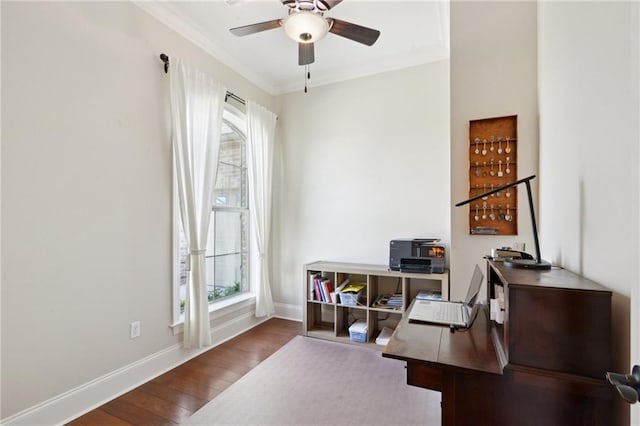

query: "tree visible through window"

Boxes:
[177, 114, 249, 314]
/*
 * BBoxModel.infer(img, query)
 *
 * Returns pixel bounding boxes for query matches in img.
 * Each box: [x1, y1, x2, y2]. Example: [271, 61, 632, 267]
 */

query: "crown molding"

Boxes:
[133, 1, 280, 96]
[133, 1, 449, 96]
[278, 47, 449, 94]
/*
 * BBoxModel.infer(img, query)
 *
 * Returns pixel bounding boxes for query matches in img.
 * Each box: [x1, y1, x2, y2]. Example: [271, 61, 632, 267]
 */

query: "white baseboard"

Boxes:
[1, 311, 269, 426]
[273, 302, 302, 322]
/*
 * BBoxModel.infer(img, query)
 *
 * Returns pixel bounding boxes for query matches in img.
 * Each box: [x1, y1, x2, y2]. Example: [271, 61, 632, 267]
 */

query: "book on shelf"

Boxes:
[311, 273, 324, 301]
[335, 279, 350, 304]
[309, 272, 318, 301]
[309, 273, 335, 303]
[336, 278, 350, 293]
[321, 279, 334, 303]
[314, 276, 323, 301]
[340, 281, 366, 294]
[371, 293, 403, 310]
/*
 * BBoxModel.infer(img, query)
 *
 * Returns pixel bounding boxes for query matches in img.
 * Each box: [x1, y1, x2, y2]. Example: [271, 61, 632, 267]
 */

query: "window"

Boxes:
[174, 106, 250, 320]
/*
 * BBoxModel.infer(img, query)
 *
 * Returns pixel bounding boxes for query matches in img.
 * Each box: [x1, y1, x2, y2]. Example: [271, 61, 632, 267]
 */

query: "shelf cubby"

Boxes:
[304, 261, 449, 348]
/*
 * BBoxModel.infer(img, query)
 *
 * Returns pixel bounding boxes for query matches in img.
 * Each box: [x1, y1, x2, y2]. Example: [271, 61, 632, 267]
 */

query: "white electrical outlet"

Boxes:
[130, 321, 141, 339]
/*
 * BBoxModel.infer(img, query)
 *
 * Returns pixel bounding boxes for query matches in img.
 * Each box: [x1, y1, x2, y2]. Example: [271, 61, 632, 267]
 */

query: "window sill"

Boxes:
[169, 293, 256, 336]
[210, 292, 255, 311]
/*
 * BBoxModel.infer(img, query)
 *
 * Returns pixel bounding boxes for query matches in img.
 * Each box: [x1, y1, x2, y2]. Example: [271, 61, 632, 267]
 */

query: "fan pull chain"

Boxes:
[304, 65, 311, 93]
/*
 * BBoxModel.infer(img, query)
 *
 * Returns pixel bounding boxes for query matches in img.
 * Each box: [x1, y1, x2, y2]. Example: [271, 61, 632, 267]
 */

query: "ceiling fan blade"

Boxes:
[299, 42, 315, 65]
[328, 18, 380, 46]
[230, 19, 282, 37]
[318, 0, 343, 10]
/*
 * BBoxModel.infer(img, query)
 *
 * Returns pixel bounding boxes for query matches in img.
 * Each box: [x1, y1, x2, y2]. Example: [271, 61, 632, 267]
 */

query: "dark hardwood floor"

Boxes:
[67, 318, 303, 425]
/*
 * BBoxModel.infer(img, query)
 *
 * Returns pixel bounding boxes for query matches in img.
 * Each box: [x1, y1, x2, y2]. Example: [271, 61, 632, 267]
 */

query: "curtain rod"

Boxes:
[159, 53, 246, 106]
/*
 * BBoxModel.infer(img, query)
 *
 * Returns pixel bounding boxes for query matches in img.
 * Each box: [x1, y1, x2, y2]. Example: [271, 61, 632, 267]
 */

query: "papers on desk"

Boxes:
[416, 289, 442, 301]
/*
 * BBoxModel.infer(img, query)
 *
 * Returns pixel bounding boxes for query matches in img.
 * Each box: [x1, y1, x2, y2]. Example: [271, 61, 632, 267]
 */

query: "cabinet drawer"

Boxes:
[407, 362, 442, 391]
[508, 286, 611, 378]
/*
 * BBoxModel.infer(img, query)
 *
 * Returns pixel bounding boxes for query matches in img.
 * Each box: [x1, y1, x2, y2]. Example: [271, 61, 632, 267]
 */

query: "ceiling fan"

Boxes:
[229, 0, 381, 66]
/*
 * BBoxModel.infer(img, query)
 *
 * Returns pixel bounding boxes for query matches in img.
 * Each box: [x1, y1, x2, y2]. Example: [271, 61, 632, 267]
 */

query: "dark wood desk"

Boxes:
[383, 262, 618, 426]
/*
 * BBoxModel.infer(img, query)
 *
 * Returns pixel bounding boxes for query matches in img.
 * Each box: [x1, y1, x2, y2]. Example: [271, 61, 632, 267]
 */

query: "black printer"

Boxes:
[389, 238, 446, 274]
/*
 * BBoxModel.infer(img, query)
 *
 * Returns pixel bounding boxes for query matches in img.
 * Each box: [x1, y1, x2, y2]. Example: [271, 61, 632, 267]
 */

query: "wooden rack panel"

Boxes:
[468, 115, 518, 235]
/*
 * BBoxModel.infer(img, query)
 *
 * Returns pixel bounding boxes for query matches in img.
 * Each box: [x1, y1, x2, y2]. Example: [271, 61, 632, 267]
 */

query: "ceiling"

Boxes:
[137, 1, 450, 95]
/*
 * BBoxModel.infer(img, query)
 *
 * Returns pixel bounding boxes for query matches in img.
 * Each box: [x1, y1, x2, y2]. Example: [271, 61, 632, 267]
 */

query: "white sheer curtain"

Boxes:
[169, 58, 226, 348]
[246, 101, 277, 317]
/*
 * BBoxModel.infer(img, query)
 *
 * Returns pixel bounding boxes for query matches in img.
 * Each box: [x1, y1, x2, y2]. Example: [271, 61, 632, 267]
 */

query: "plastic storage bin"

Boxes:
[348, 320, 368, 343]
[339, 288, 365, 306]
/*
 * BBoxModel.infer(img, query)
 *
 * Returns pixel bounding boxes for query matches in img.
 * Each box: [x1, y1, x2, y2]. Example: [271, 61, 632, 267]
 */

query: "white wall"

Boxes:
[450, 1, 539, 299]
[272, 61, 450, 308]
[635, 5, 640, 425]
[5, 1, 637, 423]
[538, 2, 638, 423]
[1, 2, 274, 420]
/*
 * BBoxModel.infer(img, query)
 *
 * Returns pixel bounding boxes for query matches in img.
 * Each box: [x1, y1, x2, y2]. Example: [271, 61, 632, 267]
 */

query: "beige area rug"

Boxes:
[182, 335, 440, 426]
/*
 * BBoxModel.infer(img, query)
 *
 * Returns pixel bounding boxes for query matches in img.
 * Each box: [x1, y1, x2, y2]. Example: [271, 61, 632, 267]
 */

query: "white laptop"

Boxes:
[408, 265, 484, 328]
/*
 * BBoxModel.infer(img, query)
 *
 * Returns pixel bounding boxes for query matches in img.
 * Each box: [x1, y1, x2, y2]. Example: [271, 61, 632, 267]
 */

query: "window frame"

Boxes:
[171, 103, 254, 328]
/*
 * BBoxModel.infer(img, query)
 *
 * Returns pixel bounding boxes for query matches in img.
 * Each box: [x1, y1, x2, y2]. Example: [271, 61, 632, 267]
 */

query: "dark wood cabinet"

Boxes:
[384, 261, 619, 426]
[488, 261, 612, 378]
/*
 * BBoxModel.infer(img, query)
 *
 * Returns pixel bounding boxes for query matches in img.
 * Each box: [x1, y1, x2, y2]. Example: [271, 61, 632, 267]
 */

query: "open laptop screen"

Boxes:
[464, 265, 484, 307]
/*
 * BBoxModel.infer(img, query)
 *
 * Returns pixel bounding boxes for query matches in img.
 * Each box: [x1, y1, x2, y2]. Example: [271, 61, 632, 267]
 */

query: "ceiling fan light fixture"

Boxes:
[284, 11, 329, 43]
